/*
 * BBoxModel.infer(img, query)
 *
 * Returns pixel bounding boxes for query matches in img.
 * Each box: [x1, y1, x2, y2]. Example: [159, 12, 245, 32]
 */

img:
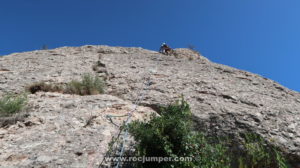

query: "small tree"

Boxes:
[128, 99, 230, 168]
[128, 99, 288, 168]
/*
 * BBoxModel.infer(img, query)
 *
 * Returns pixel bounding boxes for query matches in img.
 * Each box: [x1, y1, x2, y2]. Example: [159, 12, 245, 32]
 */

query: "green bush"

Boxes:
[236, 133, 288, 168]
[0, 94, 27, 117]
[128, 98, 231, 168]
[128, 99, 288, 168]
[26, 74, 105, 96]
[65, 74, 104, 95]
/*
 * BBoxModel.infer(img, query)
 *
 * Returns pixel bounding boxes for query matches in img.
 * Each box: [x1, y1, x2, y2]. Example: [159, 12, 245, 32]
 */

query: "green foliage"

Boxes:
[128, 99, 289, 168]
[128, 98, 231, 168]
[26, 74, 105, 96]
[65, 74, 104, 95]
[237, 133, 288, 168]
[0, 93, 27, 117]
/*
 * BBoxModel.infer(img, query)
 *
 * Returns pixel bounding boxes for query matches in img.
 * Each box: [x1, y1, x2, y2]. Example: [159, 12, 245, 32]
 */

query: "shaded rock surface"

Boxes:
[0, 45, 300, 167]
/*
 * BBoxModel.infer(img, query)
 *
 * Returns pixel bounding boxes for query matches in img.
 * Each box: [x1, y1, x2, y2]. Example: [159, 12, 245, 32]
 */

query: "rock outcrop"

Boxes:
[0, 45, 300, 167]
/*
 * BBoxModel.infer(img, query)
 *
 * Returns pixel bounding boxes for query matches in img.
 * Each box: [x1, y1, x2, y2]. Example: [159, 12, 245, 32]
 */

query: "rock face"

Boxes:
[0, 45, 300, 167]
[0, 92, 153, 168]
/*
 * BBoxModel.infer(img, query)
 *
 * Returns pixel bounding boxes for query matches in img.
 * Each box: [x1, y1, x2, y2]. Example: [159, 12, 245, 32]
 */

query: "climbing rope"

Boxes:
[114, 79, 152, 168]
[98, 54, 160, 168]
[105, 114, 129, 127]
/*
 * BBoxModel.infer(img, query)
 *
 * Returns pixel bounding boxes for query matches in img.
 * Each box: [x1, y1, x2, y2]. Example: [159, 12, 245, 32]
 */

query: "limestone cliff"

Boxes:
[0, 45, 299, 167]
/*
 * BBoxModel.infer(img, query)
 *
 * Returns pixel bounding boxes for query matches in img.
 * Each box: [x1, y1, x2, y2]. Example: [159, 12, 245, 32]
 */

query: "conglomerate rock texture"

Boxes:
[0, 45, 300, 167]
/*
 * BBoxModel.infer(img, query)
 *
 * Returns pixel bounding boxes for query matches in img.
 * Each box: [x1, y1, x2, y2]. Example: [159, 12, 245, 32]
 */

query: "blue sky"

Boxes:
[1, 0, 299, 91]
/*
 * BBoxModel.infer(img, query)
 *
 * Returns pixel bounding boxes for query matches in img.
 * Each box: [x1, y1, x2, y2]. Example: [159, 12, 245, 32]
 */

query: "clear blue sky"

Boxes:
[1, 0, 299, 91]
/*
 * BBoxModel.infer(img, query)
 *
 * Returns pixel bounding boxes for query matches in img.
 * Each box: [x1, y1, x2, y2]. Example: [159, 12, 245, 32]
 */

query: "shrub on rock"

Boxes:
[65, 74, 105, 95]
[0, 93, 27, 117]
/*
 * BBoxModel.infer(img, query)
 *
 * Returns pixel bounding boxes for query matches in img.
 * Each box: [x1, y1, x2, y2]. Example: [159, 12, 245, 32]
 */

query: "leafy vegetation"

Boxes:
[236, 133, 288, 168]
[0, 93, 27, 117]
[65, 74, 104, 95]
[128, 99, 288, 168]
[129, 98, 230, 168]
[26, 74, 105, 96]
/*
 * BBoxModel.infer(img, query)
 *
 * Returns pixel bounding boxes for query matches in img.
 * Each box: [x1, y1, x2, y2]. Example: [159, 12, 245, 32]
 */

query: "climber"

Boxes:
[159, 43, 173, 55]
